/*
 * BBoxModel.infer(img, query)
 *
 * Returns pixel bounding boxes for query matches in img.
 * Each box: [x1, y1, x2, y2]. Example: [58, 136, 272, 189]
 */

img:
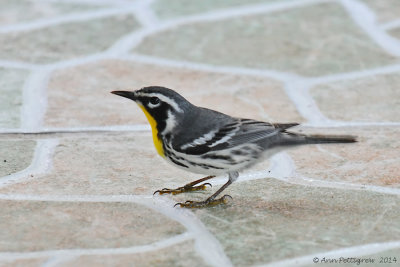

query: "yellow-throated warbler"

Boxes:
[112, 86, 356, 208]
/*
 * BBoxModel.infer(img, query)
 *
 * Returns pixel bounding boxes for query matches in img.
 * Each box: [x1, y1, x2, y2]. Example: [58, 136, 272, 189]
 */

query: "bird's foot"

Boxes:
[174, 195, 232, 208]
[153, 183, 212, 195]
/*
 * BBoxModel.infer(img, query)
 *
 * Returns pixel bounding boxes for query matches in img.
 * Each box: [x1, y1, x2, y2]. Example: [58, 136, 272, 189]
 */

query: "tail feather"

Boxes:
[282, 132, 357, 145]
[304, 134, 357, 144]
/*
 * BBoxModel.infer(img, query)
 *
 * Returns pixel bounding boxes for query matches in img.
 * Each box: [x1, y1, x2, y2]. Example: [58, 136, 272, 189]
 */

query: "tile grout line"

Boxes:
[283, 82, 331, 125]
[339, 0, 400, 57]
[42, 0, 135, 6]
[0, 6, 139, 34]
[125, 53, 299, 81]
[381, 19, 400, 31]
[303, 64, 400, 86]
[20, 68, 51, 132]
[138, 198, 233, 267]
[0, 139, 59, 189]
[131, 0, 158, 28]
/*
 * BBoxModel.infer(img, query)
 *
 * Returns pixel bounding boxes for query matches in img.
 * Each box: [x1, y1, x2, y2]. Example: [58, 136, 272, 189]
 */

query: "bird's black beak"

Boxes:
[111, 90, 137, 101]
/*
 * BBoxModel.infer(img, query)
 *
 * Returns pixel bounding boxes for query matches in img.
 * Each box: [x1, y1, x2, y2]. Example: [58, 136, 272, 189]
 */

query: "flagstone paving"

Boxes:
[135, 2, 398, 76]
[0, 0, 103, 26]
[0, 0, 399, 266]
[0, 200, 184, 252]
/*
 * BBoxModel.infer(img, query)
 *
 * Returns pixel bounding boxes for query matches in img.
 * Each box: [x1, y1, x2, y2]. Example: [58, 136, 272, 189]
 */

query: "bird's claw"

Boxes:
[153, 183, 212, 195]
[174, 195, 233, 208]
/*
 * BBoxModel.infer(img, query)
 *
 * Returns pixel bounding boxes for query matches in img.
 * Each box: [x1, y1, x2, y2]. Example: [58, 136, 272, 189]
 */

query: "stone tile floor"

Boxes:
[0, 0, 399, 266]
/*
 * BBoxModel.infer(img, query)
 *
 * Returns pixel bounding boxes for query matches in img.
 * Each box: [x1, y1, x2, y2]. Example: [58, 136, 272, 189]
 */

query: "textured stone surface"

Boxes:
[61, 241, 209, 267]
[152, 0, 276, 19]
[362, 0, 400, 23]
[44, 60, 301, 127]
[193, 179, 400, 266]
[0, 68, 28, 128]
[310, 73, 400, 122]
[0, 15, 139, 64]
[0, 258, 48, 267]
[0, 0, 102, 26]
[0, 200, 184, 252]
[0, 140, 36, 177]
[288, 127, 400, 187]
[136, 3, 396, 76]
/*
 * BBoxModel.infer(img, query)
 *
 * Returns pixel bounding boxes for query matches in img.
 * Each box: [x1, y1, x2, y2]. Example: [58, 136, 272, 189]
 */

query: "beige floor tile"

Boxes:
[61, 241, 209, 267]
[310, 73, 400, 122]
[0, 200, 184, 252]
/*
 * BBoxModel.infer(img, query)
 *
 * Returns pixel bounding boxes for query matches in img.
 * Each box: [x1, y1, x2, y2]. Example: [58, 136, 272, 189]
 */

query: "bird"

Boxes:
[111, 86, 356, 208]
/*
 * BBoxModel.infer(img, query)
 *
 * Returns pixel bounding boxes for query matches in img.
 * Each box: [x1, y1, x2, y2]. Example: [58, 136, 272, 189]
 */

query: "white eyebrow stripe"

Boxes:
[135, 92, 183, 113]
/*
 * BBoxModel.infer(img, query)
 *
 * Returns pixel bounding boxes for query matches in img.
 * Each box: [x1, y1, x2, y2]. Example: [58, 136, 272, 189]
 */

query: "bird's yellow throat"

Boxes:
[138, 104, 165, 157]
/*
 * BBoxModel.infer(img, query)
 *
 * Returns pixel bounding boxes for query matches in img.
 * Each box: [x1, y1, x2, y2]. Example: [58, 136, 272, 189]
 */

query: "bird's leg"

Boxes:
[175, 172, 238, 208]
[153, 175, 215, 195]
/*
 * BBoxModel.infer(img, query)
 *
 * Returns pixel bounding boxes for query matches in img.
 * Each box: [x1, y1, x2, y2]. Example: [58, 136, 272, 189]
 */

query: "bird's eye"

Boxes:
[150, 97, 160, 105]
[148, 97, 161, 108]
